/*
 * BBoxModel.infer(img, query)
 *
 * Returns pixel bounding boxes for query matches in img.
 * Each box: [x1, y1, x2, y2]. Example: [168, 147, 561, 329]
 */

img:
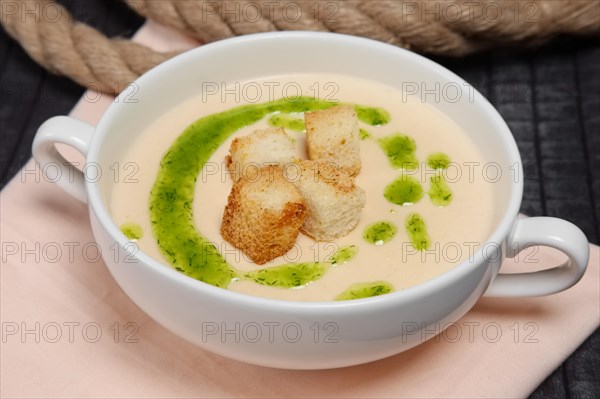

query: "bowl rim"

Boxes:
[86, 31, 523, 310]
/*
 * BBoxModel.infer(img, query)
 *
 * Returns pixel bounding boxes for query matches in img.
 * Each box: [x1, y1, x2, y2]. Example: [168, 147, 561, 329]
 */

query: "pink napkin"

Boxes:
[1, 21, 599, 398]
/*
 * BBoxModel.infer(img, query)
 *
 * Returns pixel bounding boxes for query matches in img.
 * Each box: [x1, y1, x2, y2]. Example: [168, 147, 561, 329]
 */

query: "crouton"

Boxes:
[305, 105, 361, 175]
[226, 127, 297, 182]
[293, 160, 366, 241]
[221, 165, 306, 264]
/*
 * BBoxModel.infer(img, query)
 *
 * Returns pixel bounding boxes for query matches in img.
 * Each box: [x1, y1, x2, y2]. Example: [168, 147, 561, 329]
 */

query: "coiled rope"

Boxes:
[1, 0, 598, 94]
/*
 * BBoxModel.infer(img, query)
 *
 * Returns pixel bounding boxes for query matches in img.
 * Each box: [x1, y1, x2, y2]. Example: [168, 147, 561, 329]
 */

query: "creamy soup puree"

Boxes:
[110, 74, 497, 301]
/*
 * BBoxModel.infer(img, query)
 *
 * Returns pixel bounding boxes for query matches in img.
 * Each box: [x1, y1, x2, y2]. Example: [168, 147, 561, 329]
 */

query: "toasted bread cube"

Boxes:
[221, 165, 306, 264]
[226, 127, 297, 182]
[305, 105, 361, 175]
[293, 160, 366, 241]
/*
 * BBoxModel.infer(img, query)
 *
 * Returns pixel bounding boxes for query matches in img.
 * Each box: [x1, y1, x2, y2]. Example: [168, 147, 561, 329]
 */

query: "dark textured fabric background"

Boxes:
[1, 1, 598, 397]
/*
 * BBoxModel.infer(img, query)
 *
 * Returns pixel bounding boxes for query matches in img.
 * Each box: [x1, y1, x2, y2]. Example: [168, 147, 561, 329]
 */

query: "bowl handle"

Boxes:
[484, 217, 589, 297]
[32, 116, 94, 203]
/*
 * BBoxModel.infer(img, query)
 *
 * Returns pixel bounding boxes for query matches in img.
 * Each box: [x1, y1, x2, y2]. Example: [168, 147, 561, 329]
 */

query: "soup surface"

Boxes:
[110, 74, 497, 301]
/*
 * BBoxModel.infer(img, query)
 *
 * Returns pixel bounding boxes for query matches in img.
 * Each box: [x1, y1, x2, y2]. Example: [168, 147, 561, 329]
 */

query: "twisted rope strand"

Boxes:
[1, 0, 598, 95]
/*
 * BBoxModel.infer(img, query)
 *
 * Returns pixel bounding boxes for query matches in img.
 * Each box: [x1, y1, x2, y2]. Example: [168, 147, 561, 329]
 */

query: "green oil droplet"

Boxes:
[354, 106, 390, 125]
[120, 223, 143, 241]
[427, 152, 451, 169]
[241, 244, 360, 288]
[405, 213, 430, 251]
[245, 262, 327, 288]
[429, 174, 453, 206]
[384, 175, 423, 205]
[378, 134, 418, 170]
[359, 128, 371, 140]
[363, 221, 397, 245]
[268, 113, 305, 131]
[335, 281, 394, 301]
[328, 245, 358, 265]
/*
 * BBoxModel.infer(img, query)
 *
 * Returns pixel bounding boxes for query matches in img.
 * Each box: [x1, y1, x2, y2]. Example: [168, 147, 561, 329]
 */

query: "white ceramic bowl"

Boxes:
[32, 32, 589, 369]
